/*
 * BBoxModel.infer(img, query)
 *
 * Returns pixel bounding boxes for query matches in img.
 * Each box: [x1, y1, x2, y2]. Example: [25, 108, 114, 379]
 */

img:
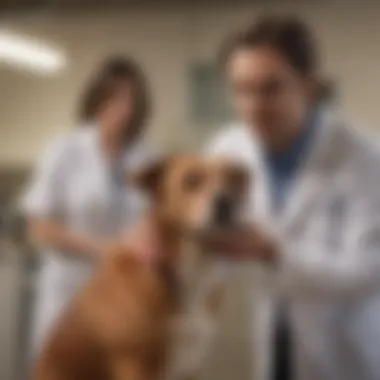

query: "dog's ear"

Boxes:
[130, 157, 171, 195]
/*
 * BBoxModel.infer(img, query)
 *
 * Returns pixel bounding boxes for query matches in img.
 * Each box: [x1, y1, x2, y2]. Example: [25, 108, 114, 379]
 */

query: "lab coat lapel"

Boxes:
[85, 126, 110, 194]
[251, 154, 272, 222]
[234, 128, 272, 222]
[245, 112, 330, 229]
[277, 109, 345, 234]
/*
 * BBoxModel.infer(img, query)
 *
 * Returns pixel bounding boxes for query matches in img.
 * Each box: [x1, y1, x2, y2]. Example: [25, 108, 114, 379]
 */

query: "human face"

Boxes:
[227, 45, 315, 151]
[98, 80, 135, 139]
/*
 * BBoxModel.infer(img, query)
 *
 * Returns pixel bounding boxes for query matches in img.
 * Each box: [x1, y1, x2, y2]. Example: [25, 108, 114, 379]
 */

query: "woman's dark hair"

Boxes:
[78, 56, 151, 142]
[220, 15, 319, 76]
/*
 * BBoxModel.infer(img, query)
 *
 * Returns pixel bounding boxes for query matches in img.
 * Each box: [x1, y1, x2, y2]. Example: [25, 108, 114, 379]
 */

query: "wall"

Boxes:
[1, 1, 380, 168]
[0, 9, 189, 166]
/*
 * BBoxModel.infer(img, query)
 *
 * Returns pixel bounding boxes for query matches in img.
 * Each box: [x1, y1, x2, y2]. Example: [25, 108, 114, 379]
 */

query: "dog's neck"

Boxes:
[148, 211, 182, 266]
[148, 211, 213, 306]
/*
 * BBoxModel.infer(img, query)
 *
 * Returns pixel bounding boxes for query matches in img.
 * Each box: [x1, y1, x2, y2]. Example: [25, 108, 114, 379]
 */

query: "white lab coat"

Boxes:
[207, 108, 380, 380]
[22, 126, 154, 355]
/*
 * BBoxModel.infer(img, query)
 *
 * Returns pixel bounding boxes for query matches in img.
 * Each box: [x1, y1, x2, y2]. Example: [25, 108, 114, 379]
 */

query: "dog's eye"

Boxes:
[182, 171, 205, 192]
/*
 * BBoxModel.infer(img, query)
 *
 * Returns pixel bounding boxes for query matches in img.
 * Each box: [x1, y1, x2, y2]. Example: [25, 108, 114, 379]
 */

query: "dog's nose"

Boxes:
[213, 194, 235, 227]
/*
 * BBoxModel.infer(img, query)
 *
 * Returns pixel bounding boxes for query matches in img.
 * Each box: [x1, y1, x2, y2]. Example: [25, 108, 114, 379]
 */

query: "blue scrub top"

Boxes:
[264, 110, 319, 213]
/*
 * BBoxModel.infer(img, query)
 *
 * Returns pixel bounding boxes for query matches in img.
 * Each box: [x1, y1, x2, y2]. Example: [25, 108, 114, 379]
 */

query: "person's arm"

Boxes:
[22, 134, 106, 259]
[273, 151, 380, 303]
[212, 203, 380, 304]
[207, 214, 380, 304]
[277, 210, 380, 303]
[220, 189, 380, 303]
[27, 218, 105, 258]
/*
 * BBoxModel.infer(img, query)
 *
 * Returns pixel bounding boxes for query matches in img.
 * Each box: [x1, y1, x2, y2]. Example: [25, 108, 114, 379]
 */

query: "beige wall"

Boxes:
[1, 2, 380, 166]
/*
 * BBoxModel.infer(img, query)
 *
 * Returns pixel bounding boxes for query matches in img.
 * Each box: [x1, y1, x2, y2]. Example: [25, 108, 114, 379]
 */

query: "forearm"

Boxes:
[278, 242, 380, 302]
[27, 218, 102, 259]
[210, 226, 380, 302]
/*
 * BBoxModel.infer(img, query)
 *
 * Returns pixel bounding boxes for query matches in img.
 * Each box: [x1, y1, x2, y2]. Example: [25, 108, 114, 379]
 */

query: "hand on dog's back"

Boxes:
[121, 216, 162, 263]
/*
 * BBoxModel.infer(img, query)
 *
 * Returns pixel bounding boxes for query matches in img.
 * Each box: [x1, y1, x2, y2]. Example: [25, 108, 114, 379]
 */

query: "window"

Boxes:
[188, 62, 234, 128]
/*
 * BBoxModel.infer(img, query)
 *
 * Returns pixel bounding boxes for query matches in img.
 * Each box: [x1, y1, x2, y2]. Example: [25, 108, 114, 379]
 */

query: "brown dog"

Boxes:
[32, 155, 250, 380]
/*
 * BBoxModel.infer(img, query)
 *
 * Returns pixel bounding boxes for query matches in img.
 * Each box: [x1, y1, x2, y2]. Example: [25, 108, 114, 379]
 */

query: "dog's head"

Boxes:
[133, 156, 250, 239]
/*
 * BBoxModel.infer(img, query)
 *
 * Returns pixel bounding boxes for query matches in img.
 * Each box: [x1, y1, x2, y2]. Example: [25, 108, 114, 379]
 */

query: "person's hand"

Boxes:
[119, 216, 161, 263]
[118, 219, 278, 264]
[91, 218, 160, 264]
[205, 223, 279, 264]
[85, 239, 118, 260]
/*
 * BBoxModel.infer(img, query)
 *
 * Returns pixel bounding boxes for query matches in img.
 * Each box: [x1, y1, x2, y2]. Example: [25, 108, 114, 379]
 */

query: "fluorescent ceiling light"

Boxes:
[0, 30, 67, 75]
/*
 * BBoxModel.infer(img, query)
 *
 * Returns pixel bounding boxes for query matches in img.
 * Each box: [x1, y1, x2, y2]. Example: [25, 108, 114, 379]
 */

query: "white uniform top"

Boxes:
[22, 126, 155, 353]
[207, 108, 380, 380]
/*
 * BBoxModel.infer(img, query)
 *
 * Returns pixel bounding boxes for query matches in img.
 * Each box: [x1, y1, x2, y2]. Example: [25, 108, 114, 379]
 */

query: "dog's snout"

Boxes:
[213, 194, 235, 227]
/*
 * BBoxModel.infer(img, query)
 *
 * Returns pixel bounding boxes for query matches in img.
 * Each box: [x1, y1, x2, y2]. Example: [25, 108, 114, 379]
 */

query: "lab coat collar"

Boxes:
[276, 108, 336, 231]
[79, 123, 146, 171]
[281, 108, 353, 232]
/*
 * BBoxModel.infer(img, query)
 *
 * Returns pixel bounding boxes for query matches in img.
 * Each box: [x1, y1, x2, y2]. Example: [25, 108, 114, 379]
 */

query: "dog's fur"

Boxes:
[32, 156, 250, 380]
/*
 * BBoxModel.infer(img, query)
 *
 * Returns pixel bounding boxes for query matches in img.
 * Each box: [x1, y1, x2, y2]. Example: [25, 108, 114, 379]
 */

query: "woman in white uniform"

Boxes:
[23, 56, 155, 356]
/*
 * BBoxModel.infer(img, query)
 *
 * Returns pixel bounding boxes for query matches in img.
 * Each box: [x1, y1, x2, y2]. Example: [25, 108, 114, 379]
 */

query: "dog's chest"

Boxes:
[164, 263, 227, 380]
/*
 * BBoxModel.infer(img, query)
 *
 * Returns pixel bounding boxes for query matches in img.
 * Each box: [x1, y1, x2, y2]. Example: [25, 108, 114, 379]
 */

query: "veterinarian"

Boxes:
[22, 56, 155, 356]
[205, 15, 380, 380]
[126, 15, 380, 380]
